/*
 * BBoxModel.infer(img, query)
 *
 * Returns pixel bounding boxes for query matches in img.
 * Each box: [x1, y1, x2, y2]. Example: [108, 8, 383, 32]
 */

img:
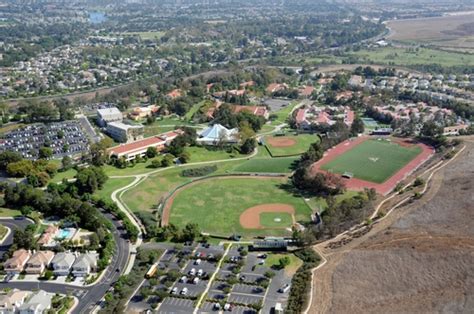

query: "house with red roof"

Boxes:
[266, 83, 288, 94]
[166, 89, 182, 99]
[298, 86, 315, 98]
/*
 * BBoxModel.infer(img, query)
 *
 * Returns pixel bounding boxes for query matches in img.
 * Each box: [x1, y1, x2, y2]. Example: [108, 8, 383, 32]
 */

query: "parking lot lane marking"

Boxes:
[193, 244, 232, 314]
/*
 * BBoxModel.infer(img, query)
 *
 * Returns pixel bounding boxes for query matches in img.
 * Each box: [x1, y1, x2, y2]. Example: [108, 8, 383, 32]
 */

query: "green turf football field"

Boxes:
[320, 139, 422, 183]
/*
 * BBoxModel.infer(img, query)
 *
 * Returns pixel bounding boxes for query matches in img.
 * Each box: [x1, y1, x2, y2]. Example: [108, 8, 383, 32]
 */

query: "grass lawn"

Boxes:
[321, 139, 422, 183]
[185, 146, 245, 163]
[51, 169, 77, 183]
[233, 156, 298, 174]
[0, 123, 24, 134]
[94, 177, 136, 202]
[103, 157, 161, 176]
[0, 207, 21, 217]
[270, 101, 299, 126]
[265, 134, 319, 157]
[144, 117, 198, 137]
[0, 224, 8, 241]
[351, 47, 474, 67]
[168, 177, 312, 238]
[264, 253, 303, 275]
[259, 212, 293, 228]
[306, 190, 361, 213]
[121, 161, 244, 214]
[184, 100, 206, 121]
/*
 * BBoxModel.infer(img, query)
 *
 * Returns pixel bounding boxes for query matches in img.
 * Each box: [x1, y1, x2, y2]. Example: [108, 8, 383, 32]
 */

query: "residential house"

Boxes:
[298, 86, 315, 98]
[4, 250, 31, 275]
[18, 290, 53, 314]
[25, 251, 55, 275]
[232, 105, 269, 119]
[37, 225, 59, 247]
[72, 252, 99, 277]
[166, 89, 182, 99]
[266, 83, 288, 94]
[0, 289, 29, 314]
[50, 252, 76, 276]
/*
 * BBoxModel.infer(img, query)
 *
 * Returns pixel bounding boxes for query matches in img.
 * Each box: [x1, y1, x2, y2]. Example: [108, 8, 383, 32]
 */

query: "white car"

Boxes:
[193, 277, 200, 284]
[195, 258, 202, 265]
[189, 268, 196, 276]
[197, 269, 203, 277]
[171, 287, 178, 295]
[181, 287, 188, 295]
[180, 276, 187, 283]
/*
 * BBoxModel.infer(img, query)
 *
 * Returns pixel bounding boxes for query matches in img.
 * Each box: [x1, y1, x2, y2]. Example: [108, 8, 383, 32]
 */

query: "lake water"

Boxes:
[89, 12, 107, 24]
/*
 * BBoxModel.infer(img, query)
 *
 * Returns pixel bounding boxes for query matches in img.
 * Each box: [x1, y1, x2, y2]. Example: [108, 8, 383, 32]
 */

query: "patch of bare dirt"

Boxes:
[310, 141, 474, 313]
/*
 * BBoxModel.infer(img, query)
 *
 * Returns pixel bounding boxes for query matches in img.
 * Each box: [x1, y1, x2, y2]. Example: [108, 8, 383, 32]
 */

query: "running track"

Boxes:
[310, 136, 435, 195]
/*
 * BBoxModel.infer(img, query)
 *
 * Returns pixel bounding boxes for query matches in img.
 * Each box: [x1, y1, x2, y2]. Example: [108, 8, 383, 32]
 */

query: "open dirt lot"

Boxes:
[387, 13, 474, 49]
[309, 140, 474, 313]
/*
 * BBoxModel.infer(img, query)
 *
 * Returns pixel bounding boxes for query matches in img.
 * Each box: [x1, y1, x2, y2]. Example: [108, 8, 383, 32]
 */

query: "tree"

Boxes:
[6, 160, 35, 177]
[38, 147, 52, 160]
[161, 154, 174, 167]
[61, 156, 73, 170]
[240, 138, 256, 154]
[12, 226, 36, 250]
[181, 223, 200, 242]
[178, 151, 190, 164]
[90, 138, 113, 166]
[420, 121, 442, 138]
[151, 159, 161, 168]
[75, 166, 108, 194]
[0, 151, 22, 170]
[350, 117, 364, 135]
[146, 147, 158, 158]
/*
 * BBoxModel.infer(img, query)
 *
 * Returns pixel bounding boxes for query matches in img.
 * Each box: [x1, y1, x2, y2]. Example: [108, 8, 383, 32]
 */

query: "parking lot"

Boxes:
[158, 297, 195, 313]
[0, 121, 89, 159]
[126, 242, 294, 314]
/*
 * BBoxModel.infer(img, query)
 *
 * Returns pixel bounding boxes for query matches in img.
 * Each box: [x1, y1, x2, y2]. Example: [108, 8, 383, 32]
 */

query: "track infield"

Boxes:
[312, 137, 434, 195]
[265, 134, 319, 157]
[163, 177, 311, 237]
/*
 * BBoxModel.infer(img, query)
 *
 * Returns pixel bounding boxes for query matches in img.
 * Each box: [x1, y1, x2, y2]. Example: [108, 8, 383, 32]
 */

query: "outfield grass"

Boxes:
[351, 47, 474, 67]
[265, 134, 319, 157]
[121, 161, 244, 214]
[259, 212, 293, 228]
[321, 139, 422, 183]
[168, 177, 312, 237]
[233, 156, 298, 174]
[0, 224, 8, 241]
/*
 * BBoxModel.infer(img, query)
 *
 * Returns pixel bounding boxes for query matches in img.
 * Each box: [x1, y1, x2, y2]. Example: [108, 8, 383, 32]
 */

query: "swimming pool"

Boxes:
[58, 228, 73, 240]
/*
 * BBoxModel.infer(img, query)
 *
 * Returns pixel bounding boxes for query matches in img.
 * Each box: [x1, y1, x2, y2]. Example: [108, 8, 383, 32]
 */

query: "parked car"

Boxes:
[171, 287, 178, 295]
[278, 283, 291, 293]
[195, 258, 202, 265]
[180, 287, 188, 295]
[193, 277, 200, 284]
[197, 269, 203, 277]
[189, 268, 196, 276]
[180, 276, 187, 283]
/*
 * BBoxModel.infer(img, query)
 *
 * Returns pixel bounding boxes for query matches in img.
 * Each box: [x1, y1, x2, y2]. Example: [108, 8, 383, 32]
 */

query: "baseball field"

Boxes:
[164, 177, 312, 237]
[265, 134, 319, 157]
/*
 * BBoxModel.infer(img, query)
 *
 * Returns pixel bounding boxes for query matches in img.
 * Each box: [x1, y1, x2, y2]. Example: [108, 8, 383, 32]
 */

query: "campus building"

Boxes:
[108, 129, 183, 161]
[106, 121, 144, 143]
[97, 107, 123, 127]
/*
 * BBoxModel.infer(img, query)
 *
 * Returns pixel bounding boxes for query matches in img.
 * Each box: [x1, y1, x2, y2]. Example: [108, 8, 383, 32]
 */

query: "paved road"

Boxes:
[0, 218, 33, 259]
[0, 210, 130, 314]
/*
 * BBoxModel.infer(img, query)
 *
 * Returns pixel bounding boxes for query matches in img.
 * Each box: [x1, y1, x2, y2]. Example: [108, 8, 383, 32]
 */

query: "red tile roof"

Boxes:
[296, 109, 307, 124]
[108, 130, 183, 156]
